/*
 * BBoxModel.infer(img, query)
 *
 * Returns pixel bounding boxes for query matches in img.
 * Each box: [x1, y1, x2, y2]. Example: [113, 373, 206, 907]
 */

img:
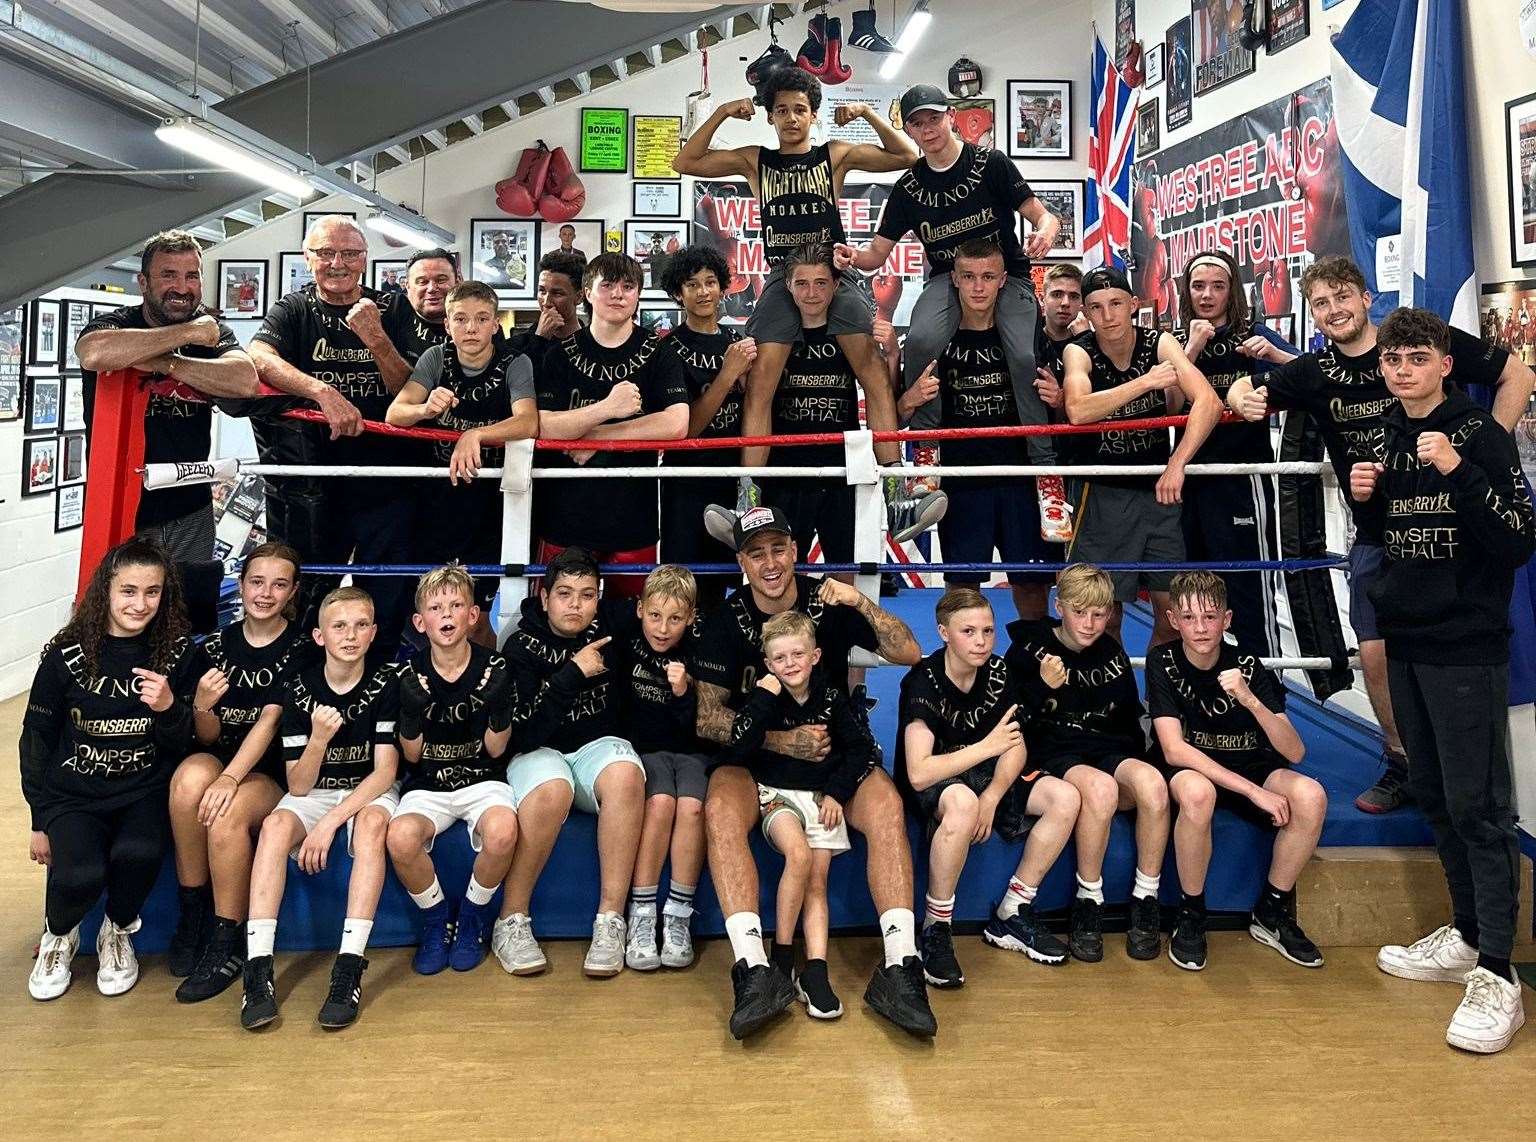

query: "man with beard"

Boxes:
[1227, 256, 1534, 813]
[75, 230, 259, 560]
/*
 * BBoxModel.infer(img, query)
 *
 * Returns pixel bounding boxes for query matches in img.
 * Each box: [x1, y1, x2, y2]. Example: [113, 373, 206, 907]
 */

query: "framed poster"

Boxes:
[1265, 0, 1310, 54]
[541, 219, 602, 264]
[90, 303, 117, 321]
[1479, 280, 1536, 368]
[949, 98, 996, 148]
[1021, 180, 1085, 258]
[63, 302, 90, 369]
[55, 483, 85, 532]
[468, 218, 538, 300]
[1143, 43, 1165, 87]
[580, 107, 629, 173]
[278, 251, 314, 295]
[633, 181, 683, 218]
[371, 260, 408, 293]
[218, 259, 268, 316]
[22, 436, 58, 497]
[61, 371, 85, 431]
[1115, 0, 1137, 67]
[26, 372, 61, 433]
[60, 431, 86, 486]
[302, 210, 355, 238]
[1165, 17, 1194, 130]
[624, 221, 690, 299]
[1006, 80, 1072, 159]
[0, 305, 20, 422]
[638, 307, 680, 334]
[1508, 93, 1536, 267]
[632, 114, 683, 180]
[1193, 0, 1256, 96]
[30, 298, 61, 365]
[1137, 98, 1161, 154]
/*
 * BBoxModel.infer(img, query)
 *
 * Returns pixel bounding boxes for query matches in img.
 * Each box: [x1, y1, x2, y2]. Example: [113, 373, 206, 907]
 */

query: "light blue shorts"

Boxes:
[506, 735, 643, 814]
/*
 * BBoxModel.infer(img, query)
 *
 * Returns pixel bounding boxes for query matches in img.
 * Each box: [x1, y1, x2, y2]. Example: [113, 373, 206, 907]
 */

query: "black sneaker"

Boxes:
[728, 960, 796, 1040]
[983, 904, 1069, 964]
[1250, 910, 1324, 968]
[920, 921, 965, 988]
[240, 955, 278, 1030]
[1355, 752, 1411, 814]
[176, 917, 245, 1004]
[1069, 896, 1104, 963]
[317, 953, 369, 1029]
[1126, 895, 1162, 961]
[864, 956, 938, 1038]
[168, 885, 212, 978]
[796, 958, 843, 1019]
[1169, 906, 1208, 971]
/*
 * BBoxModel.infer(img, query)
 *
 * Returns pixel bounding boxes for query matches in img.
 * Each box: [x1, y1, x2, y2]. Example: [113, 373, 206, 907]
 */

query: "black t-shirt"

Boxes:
[756, 144, 847, 267]
[937, 326, 1019, 471]
[280, 664, 400, 791]
[394, 307, 446, 365]
[1004, 619, 1144, 759]
[399, 642, 513, 793]
[692, 575, 879, 705]
[895, 649, 1015, 792]
[876, 145, 1034, 278]
[1074, 326, 1169, 490]
[196, 621, 310, 779]
[1145, 640, 1286, 779]
[1260, 328, 1508, 544]
[535, 326, 690, 550]
[77, 304, 241, 527]
[770, 325, 860, 466]
[1184, 324, 1281, 464]
[662, 324, 742, 469]
[615, 624, 699, 754]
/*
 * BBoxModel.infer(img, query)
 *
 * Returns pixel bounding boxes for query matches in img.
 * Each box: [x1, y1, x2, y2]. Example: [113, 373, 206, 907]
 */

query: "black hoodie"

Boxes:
[723, 669, 875, 803]
[504, 594, 633, 753]
[1368, 390, 1536, 664]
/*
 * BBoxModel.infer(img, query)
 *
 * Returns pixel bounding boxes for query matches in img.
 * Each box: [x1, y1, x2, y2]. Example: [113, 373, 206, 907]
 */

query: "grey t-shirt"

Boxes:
[410, 342, 536, 401]
[408, 342, 536, 463]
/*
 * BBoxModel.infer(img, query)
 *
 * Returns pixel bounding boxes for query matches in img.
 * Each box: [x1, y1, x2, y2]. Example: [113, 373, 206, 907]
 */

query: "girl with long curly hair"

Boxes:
[21, 538, 197, 1001]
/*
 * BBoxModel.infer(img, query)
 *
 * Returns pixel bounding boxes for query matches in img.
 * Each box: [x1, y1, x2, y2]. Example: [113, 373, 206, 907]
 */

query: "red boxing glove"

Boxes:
[495, 146, 541, 216]
[537, 146, 587, 222]
[870, 271, 901, 322]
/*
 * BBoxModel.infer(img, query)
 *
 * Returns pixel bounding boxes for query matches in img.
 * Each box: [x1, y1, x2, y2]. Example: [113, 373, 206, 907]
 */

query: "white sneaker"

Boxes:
[886, 490, 948, 544]
[660, 912, 695, 969]
[1446, 966, 1526, 1054]
[491, 913, 547, 976]
[702, 504, 739, 550]
[626, 908, 660, 971]
[28, 925, 79, 1001]
[584, 912, 626, 978]
[1037, 475, 1074, 543]
[1377, 924, 1479, 983]
[95, 916, 141, 996]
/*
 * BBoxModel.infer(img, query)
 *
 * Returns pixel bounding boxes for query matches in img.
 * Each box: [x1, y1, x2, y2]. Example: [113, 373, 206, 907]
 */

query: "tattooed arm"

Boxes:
[817, 577, 921, 664]
[694, 680, 737, 745]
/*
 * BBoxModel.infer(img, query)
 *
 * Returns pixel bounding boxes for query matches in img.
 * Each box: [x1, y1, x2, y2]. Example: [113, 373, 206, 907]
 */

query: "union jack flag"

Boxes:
[1082, 33, 1139, 271]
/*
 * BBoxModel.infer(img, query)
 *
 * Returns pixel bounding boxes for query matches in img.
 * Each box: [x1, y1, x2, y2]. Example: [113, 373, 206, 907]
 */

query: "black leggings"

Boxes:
[45, 794, 169, 934]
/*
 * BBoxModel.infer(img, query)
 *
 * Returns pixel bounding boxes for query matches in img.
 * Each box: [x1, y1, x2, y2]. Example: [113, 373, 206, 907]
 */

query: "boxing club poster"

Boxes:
[691, 180, 929, 328]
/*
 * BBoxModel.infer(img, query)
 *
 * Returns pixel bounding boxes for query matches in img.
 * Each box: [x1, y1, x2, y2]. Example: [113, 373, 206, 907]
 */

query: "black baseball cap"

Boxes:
[1081, 266, 1134, 298]
[899, 84, 950, 121]
[733, 504, 794, 549]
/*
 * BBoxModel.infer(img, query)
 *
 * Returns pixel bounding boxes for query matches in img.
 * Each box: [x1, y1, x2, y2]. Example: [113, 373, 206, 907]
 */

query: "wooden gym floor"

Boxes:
[3, 692, 1534, 1140]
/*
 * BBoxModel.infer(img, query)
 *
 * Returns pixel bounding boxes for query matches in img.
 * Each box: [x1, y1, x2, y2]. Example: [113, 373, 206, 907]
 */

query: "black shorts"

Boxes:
[938, 478, 1059, 585]
[1213, 762, 1289, 830]
[911, 761, 1040, 843]
[757, 477, 855, 564]
[418, 479, 503, 606]
[1030, 743, 1143, 779]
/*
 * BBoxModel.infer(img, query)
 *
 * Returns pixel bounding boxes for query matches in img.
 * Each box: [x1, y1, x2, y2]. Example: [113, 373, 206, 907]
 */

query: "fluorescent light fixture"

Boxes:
[879, 3, 932, 79]
[154, 118, 314, 199]
[365, 212, 439, 249]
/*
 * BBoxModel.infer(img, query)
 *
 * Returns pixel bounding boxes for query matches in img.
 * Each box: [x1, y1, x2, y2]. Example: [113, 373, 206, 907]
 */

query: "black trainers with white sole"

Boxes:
[796, 958, 843, 1019]
[1250, 911, 1324, 968]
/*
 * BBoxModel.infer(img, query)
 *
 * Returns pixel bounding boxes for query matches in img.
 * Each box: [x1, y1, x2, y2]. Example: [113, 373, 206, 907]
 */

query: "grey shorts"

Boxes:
[1347, 541, 1384, 643]
[642, 750, 709, 802]
[1066, 482, 1184, 600]
[745, 266, 874, 343]
[138, 502, 216, 562]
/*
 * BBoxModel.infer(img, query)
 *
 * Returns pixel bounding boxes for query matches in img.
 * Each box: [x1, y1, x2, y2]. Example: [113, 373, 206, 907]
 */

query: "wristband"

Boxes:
[215, 772, 239, 786]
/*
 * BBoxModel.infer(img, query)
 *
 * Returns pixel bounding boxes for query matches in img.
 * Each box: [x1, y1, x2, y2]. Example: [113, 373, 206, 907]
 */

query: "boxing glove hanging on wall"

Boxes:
[1239, 0, 1267, 50]
[494, 146, 541, 216]
[537, 146, 587, 223]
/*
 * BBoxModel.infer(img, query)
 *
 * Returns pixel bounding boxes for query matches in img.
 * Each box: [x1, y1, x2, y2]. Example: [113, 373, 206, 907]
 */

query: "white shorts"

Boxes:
[758, 784, 850, 853]
[394, 781, 516, 852]
[273, 785, 401, 858]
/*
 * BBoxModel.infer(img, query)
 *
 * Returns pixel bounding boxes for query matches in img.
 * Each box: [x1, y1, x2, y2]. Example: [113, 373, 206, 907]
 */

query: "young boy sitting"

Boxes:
[501, 547, 646, 978]
[618, 566, 709, 971]
[242, 586, 401, 1031]
[725, 612, 877, 1020]
[1147, 571, 1327, 972]
[387, 566, 517, 976]
[898, 587, 1081, 984]
[1006, 563, 1170, 964]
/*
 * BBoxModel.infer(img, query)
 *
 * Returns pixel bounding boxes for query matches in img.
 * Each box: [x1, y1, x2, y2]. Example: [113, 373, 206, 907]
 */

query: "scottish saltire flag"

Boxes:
[1330, 0, 1477, 330]
[1083, 33, 1137, 271]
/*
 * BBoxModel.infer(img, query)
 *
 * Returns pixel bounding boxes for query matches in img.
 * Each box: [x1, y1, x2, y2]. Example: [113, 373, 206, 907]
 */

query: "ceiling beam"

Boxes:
[258, 0, 340, 59]
[48, 0, 236, 98]
[159, 0, 288, 79]
[347, 0, 398, 40]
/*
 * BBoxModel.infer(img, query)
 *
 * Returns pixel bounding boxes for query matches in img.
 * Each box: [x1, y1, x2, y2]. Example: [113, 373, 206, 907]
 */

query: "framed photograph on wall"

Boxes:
[1137, 98, 1161, 155]
[218, 260, 268, 316]
[1021, 180, 1085, 258]
[26, 372, 61, 433]
[278, 252, 314, 296]
[541, 219, 603, 264]
[580, 107, 629, 173]
[633, 182, 682, 218]
[468, 218, 538, 300]
[22, 436, 58, 497]
[29, 298, 61, 365]
[623, 221, 690, 299]
[60, 431, 87, 486]
[1006, 80, 1072, 159]
[61, 371, 85, 431]
[63, 302, 90, 369]
[1507, 93, 1536, 268]
[55, 483, 85, 532]
[0, 305, 21, 422]
[90, 303, 117, 321]
[638, 307, 680, 334]
[371, 260, 408, 293]
[302, 210, 355, 237]
[1143, 43, 1166, 87]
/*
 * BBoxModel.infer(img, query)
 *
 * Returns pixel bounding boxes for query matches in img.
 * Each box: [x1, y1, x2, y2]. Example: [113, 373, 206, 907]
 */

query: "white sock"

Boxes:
[879, 908, 918, 968]
[663, 881, 696, 919]
[465, 875, 496, 907]
[998, 877, 1037, 920]
[409, 877, 444, 910]
[923, 893, 956, 929]
[339, 918, 373, 957]
[246, 918, 277, 960]
[1133, 869, 1160, 901]
[1076, 875, 1105, 905]
[724, 911, 768, 968]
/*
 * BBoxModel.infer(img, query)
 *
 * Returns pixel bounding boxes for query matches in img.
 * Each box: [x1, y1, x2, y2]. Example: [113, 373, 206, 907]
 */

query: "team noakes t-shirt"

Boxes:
[876, 144, 1035, 278]
[1004, 619, 1144, 760]
[661, 324, 742, 470]
[1145, 641, 1286, 779]
[895, 649, 1015, 790]
[937, 326, 1019, 472]
[195, 621, 311, 781]
[770, 326, 860, 466]
[281, 664, 400, 791]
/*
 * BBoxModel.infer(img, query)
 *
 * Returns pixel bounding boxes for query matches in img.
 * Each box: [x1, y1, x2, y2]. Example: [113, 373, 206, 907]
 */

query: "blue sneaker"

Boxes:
[412, 899, 456, 976]
[982, 903, 1069, 965]
[450, 899, 495, 972]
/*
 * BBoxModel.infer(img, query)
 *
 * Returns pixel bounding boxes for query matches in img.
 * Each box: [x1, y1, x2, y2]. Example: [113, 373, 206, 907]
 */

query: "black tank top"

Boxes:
[1081, 326, 1169, 489]
[432, 337, 520, 465]
[757, 144, 846, 267]
[1185, 325, 1273, 464]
